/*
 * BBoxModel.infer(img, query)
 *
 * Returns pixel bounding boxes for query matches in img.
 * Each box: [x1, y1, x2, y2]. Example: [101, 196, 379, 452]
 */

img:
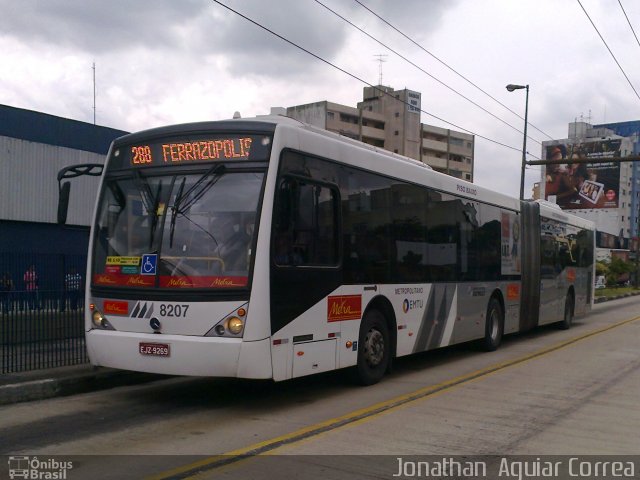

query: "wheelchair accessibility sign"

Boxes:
[141, 254, 157, 275]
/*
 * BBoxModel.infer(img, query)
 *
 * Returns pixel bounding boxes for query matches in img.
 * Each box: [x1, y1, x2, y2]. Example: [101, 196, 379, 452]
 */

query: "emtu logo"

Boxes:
[402, 298, 424, 313]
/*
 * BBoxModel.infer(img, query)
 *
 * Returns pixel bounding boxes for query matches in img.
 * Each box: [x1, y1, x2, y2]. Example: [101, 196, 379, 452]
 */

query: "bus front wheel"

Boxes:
[482, 297, 504, 352]
[355, 310, 390, 386]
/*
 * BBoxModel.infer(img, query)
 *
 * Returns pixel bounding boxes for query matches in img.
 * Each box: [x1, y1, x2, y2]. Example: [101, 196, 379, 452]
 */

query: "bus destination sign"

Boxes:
[130, 137, 253, 166]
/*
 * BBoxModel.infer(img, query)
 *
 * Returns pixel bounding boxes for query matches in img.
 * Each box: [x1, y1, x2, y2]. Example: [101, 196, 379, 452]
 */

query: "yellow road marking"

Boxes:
[148, 314, 640, 480]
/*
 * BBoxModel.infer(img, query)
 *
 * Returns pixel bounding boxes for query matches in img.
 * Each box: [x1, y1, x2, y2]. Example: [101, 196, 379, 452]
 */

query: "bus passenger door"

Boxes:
[270, 175, 343, 380]
[539, 225, 563, 324]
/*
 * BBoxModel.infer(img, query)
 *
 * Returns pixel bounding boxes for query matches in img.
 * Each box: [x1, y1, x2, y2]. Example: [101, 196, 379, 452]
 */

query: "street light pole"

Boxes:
[506, 84, 529, 200]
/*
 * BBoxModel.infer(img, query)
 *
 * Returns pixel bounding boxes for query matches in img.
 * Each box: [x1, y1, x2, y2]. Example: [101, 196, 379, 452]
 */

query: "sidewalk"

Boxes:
[0, 363, 163, 406]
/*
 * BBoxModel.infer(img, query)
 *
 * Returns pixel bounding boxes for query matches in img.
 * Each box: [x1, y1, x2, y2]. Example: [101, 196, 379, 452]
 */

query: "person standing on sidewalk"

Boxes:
[63, 267, 83, 311]
[0, 272, 13, 314]
[23, 264, 39, 311]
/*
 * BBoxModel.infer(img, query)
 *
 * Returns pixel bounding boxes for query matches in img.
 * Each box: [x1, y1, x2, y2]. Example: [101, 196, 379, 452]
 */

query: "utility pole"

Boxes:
[92, 62, 96, 125]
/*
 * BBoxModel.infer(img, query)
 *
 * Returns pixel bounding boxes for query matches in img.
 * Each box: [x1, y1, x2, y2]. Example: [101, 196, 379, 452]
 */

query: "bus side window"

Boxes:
[273, 176, 339, 267]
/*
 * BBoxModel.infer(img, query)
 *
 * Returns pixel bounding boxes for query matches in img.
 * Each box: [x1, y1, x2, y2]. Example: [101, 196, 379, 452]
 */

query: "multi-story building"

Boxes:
[286, 85, 474, 182]
[540, 120, 639, 254]
[419, 124, 474, 181]
[285, 100, 386, 148]
[593, 120, 640, 239]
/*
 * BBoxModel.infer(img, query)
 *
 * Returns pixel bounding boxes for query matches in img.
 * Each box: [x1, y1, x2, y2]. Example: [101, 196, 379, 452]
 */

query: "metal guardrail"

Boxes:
[1, 253, 89, 374]
[0, 290, 88, 374]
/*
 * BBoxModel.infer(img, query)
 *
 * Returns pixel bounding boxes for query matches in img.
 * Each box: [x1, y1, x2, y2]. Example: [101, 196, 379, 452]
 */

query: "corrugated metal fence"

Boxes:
[1, 253, 88, 373]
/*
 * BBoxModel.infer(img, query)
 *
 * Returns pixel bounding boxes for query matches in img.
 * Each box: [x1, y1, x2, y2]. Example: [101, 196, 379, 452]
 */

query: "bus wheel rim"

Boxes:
[364, 328, 384, 367]
[490, 309, 499, 341]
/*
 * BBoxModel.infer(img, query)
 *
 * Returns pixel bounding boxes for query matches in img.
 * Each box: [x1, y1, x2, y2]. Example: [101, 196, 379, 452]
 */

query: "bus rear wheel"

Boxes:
[355, 310, 390, 386]
[482, 297, 504, 352]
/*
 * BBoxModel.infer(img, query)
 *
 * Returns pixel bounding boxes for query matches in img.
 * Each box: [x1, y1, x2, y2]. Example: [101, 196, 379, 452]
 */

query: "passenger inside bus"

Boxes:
[218, 214, 255, 272]
[274, 234, 302, 266]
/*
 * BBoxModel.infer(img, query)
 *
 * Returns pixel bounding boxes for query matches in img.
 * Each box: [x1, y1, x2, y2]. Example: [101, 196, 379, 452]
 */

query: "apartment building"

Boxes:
[420, 124, 474, 181]
[286, 85, 474, 182]
[286, 100, 386, 147]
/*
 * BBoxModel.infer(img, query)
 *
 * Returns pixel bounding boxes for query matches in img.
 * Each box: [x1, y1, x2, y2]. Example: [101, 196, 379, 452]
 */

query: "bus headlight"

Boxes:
[91, 309, 115, 330]
[92, 310, 105, 327]
[206, 303, 248, 337]
[227, 317, 244, 335]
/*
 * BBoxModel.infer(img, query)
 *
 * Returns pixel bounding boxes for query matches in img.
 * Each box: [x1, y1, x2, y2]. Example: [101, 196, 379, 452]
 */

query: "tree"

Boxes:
[595, 261, 608, 277]
[606, 257, 635, 286]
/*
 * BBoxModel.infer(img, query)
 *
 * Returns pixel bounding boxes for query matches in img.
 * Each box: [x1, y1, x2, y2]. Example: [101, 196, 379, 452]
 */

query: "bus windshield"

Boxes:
[92, 169, 265, 289]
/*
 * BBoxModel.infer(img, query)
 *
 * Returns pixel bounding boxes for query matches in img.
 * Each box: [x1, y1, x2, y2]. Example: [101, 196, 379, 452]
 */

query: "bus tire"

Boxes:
[482, 297, 504, 352]
[558, 292, 574, 330]
[355, 309, 390, 386]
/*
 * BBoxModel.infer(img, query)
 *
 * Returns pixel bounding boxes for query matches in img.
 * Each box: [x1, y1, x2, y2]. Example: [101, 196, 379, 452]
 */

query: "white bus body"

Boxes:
[85, 116, 595, 384]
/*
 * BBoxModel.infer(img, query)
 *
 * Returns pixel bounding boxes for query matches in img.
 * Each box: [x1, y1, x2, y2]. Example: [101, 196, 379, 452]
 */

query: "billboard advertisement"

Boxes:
[544, 139, 621, 209]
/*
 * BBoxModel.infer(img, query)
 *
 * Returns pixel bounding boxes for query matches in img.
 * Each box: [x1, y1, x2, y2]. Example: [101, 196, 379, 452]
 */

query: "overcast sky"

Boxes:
[2, 0, 640, 198]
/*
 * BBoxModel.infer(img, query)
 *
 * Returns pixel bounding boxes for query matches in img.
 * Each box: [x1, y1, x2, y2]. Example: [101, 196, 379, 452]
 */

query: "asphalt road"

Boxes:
[1, 296, 639, 480]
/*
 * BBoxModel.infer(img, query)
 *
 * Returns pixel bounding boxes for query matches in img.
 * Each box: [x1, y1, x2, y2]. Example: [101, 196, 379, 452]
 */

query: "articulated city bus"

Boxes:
[85, 115, 595, 385]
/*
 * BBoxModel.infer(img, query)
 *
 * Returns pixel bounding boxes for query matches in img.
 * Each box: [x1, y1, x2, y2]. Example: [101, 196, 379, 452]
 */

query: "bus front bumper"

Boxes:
[86, 329, 272, 378]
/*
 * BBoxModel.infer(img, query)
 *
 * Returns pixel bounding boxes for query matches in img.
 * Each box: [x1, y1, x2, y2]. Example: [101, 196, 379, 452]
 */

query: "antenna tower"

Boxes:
[374, 54, 388, 86]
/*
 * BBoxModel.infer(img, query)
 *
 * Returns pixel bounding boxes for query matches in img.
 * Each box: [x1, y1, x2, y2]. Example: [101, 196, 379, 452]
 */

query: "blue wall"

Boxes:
[0, 221, 89, 297]
[0, 104, 127, 155]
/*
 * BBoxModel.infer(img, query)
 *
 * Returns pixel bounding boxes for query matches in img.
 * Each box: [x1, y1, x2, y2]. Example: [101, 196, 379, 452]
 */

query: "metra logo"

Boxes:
[327, 295, 362, 322]
[210, 277, 238, 287]
[131, 302, 154, 319]
[104, 300, 128, 315]
[402, 298, 424, 313]
[127, 276, 152, 286]
[95, 274, 117, 285]
[166, 277, 193, 288]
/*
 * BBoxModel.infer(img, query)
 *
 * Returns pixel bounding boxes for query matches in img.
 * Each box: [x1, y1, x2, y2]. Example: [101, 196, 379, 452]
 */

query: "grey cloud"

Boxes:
[0, 0, 460, 80]
[0, 0, 208, 53]
[0, 0, 351, 77]
[204, 0, 351, 77]
[209, 0, 460, 78]
[351, 0, 460, 40]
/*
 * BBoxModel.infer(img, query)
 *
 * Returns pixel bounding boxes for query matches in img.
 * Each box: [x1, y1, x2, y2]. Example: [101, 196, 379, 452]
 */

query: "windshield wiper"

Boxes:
[132, 170, 164, 249]
[169, 177, 186, 249]
[149, 181, 163, 248]
[178, 164, 226, 211]
[168, 164, 226, 248]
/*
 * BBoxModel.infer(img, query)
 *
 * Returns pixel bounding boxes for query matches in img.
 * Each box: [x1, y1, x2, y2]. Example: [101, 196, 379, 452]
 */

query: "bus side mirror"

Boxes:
[55, 163, 104, 225]
[58, 181, 71, 224]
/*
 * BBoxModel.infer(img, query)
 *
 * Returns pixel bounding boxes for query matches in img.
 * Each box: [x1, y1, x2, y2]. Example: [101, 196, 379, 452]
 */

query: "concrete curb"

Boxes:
[0, 367, 164, 406]
[594, 291, 640, 304]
